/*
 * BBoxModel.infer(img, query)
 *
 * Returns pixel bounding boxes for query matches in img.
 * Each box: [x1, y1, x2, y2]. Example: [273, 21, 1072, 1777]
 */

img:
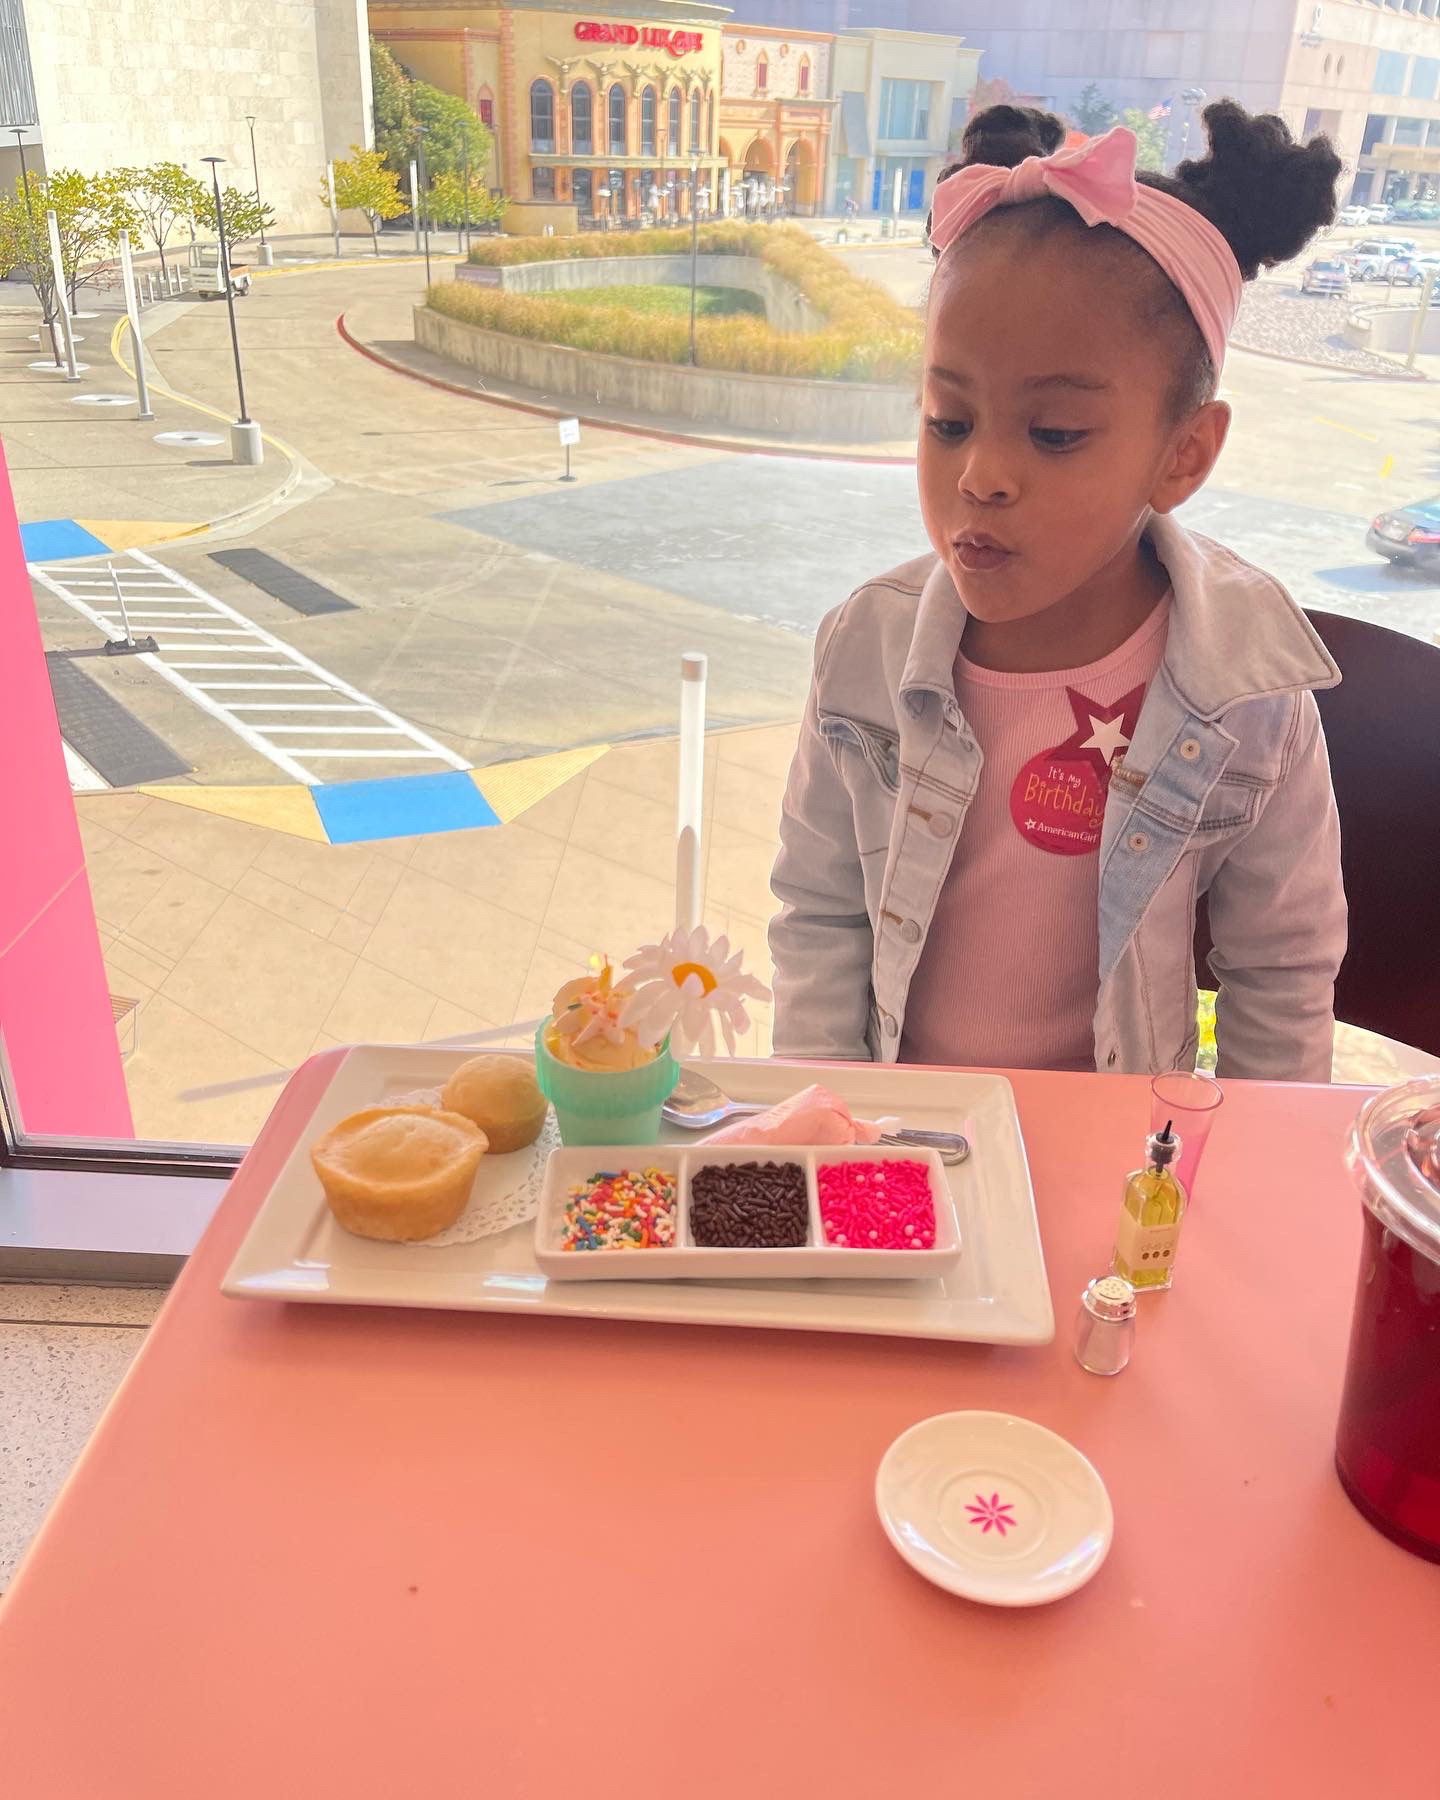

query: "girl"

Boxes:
[769, 102, 1347, 1081]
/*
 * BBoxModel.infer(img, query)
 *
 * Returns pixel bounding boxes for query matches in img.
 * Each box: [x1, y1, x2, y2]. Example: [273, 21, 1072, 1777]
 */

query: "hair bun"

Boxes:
[1171, 98, 1341, 277]
[958, 103, 1066, 173]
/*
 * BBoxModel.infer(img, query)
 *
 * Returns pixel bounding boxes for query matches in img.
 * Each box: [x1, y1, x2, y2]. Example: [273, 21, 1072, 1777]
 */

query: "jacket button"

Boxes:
[900, 918, 922, 944]
[1127, 830, 1149, 853]
[881, 1011, 898, 1038]
[1179, 738, 1201, 761]
[1107, 1049, 1118, 1068]
[929, 812, 955, 837]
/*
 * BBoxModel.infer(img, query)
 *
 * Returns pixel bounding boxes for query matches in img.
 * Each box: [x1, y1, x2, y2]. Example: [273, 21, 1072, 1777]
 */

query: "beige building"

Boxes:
[0, 0, 372, 231]
[719, 23, 835, 212]
[828, 28, 981, 213]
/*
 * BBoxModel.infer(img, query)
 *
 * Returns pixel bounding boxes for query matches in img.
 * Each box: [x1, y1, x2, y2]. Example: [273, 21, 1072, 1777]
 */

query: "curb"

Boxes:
[334, 312, 918, 467]
[1228, 333, 1428, 383]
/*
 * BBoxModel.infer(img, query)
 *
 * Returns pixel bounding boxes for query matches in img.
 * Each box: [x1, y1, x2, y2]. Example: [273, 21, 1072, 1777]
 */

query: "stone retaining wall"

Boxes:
[458, 254, 819, 334]
[415, 304, 916, 442]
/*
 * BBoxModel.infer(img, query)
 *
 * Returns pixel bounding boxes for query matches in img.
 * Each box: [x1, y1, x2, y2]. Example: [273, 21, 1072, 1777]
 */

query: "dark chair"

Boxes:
[1195, 608, 1440, 1057]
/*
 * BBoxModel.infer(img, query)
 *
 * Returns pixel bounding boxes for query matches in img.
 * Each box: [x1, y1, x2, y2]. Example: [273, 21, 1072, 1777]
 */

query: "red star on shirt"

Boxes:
[1045, 684, 1147, 783]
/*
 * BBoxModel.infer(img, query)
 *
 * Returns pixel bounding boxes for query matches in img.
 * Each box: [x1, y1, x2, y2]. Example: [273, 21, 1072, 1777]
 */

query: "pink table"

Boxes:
[3, 1059, 1438, 1799]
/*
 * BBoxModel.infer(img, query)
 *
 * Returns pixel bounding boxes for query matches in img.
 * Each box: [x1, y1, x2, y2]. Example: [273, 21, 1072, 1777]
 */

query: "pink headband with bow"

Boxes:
[928, 125, 1242, 373]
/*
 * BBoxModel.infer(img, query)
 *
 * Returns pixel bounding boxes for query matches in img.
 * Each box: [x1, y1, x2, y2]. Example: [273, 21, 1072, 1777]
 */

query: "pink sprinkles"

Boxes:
[817, 1159, 935, 1250]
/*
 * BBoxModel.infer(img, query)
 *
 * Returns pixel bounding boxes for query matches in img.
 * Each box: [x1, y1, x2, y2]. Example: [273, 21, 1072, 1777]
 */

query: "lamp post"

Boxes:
[415, 124, 432, 287]
[461, 133, 470, 255]
[201, 157, 262, 466]
[244, 113, 272, 266]
[689, 152, 700, 366]
[1180, 85, 1207, 164]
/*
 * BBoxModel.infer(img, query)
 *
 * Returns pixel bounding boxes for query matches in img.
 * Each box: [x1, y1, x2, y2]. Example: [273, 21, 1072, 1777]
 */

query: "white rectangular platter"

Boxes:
[222, 1047, 1054, 1346]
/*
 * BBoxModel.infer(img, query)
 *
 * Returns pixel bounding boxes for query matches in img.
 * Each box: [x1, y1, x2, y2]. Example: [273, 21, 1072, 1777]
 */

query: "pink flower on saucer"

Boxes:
[965, 1493, 1017, 1536]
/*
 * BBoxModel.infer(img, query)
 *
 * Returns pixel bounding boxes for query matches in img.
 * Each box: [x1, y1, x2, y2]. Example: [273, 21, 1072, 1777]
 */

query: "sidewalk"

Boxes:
[1, 301, 295, 555]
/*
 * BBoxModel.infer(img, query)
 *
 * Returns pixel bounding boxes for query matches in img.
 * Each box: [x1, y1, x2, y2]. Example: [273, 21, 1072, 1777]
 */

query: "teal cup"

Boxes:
[534, 1024, 678, 1147]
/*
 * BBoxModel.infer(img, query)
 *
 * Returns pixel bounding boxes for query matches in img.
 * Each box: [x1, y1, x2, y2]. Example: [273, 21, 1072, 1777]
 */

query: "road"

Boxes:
[25, 249, 1440, 787]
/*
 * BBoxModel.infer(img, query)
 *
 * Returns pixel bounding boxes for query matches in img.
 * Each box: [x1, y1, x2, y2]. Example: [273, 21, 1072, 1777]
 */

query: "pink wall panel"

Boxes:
[0, 442, 133, 1139]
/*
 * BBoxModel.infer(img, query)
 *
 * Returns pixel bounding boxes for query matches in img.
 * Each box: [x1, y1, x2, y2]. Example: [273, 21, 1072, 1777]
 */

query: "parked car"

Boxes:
[1385, 253, 1440, 285]
[1301, 257, 1350, 295]
[1367, 203, 1393, 223]
[1340, 238, 1419, 278]
[1367, 496, 1440, 574]
[1338, 203, 1370, 226]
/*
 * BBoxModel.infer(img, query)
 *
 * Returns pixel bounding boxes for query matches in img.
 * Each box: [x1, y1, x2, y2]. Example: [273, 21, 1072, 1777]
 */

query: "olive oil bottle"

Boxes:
[1111, 1122, 1187, 1292]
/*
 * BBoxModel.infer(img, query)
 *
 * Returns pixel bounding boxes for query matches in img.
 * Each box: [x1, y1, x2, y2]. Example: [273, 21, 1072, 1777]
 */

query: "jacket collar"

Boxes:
[899, 511, 1341, 721]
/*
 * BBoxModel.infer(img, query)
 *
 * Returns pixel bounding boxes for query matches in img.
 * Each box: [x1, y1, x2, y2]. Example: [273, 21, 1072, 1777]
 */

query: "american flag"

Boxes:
[1148, 97, 1173, 121]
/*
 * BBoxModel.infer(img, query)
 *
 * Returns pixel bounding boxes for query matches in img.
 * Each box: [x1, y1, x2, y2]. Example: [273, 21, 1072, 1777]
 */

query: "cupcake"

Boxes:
[311, 1105, 486, 1241]
[535, 958, 677, 1147]
[534, 932, 770, 1148]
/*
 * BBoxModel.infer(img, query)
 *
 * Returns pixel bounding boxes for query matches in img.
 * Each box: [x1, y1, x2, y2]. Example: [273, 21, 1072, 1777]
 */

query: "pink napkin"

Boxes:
[705, 1084, 884, 1147]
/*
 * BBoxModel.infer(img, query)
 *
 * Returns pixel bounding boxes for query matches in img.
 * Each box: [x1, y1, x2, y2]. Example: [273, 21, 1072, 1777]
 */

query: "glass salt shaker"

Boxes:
[1074, 1275, 1136, 1376]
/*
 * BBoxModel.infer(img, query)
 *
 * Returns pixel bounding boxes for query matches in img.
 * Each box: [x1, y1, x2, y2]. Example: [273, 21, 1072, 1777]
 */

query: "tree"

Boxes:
[0, 169, 140, 311]
[411, 79, 491, 179]
[371, 38, 417, 176]
[425, 167, 506, 232]
[1073, 84, 1116, 137]
[1120, 108, 1169, 172]
[369, 34, 491, 182]
[330, 145, 405, 254]
[120, 162, 208, 279]
[199, 185, 275, 249]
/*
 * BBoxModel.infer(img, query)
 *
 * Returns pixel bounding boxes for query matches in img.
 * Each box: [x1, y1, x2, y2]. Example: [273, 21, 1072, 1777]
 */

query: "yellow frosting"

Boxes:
[543, 1018, 655, 1073]
[546, 968, 658, 1073]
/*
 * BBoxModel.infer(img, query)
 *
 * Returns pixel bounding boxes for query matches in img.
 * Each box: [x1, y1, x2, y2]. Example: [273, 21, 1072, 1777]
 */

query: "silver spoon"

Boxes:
[663, 1068, 970, 1165]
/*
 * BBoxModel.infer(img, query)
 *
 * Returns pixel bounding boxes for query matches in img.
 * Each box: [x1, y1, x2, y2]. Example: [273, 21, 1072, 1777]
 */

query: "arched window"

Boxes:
[608, 83, 627, 156]
[706, 93, 715, 149]
[668, 87, 682, 156]
[799, 56, 811, 95]
[571, 81, 593, 155]
[690, 86, 701, 153]
[530, 79, 555, 153]
[756, 53, 768, 93]
[641, 85, 657, 156]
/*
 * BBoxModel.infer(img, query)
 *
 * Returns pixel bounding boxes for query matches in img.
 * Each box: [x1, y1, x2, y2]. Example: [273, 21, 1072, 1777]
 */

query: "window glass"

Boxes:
[7, 6, 1439, 1189]
[529, 78, 555, 153]
[571, 81, 593, 155]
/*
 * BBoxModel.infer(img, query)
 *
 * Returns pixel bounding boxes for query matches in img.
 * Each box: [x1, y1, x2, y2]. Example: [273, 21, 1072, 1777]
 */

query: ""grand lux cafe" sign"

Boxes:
[574, 19, 704, 56]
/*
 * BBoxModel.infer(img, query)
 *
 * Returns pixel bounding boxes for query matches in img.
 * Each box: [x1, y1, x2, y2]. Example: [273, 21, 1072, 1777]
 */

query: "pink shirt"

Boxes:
[901, 598, 1170, 1072]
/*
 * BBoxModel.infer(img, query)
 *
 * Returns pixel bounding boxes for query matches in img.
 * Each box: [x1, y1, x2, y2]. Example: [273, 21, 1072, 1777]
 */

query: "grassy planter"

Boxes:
[455, 223, 922, 384]
[415, 304, 918, 443]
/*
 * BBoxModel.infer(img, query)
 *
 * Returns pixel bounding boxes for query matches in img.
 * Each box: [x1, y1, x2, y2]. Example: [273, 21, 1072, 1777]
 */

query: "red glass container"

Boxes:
[1336, 1078, 1440, 1561]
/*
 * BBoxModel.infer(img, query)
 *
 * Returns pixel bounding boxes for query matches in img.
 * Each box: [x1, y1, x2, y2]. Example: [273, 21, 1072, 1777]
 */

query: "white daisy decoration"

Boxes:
[620, 925, 770, 1057]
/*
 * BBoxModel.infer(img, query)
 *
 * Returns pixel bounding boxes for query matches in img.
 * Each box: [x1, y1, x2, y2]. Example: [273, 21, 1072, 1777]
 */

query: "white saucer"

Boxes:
[876, 1411, 1113, 1606]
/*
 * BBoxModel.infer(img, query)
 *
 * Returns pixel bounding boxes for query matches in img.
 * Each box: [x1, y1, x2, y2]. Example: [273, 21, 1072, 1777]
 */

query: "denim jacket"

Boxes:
[769, 514, 1346, 1082]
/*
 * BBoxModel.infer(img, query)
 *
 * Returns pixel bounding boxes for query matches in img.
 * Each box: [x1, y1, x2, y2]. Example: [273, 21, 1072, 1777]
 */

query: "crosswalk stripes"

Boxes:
[30, 549, 470, 786]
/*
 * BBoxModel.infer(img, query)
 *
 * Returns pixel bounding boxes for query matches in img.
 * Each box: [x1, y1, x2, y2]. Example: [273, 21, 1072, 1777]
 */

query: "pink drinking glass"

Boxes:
[1150, 1072, 1224, 1204]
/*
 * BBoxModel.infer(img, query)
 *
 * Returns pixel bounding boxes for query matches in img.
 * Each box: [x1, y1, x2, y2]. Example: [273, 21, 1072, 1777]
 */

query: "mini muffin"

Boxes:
[311, 1105, 486, 1242]
[440, 1054, 548, 1154]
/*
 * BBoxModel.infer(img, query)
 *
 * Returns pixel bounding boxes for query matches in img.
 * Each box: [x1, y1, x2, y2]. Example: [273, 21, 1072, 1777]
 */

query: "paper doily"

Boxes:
[390, 1085, 558, 1248]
